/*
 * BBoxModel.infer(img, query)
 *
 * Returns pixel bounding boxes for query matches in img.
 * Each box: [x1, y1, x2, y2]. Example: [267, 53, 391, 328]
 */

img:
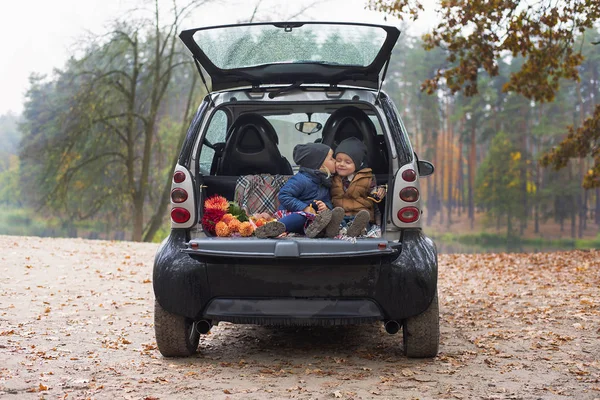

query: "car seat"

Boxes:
[217, 113, 293, 176]
[322, 106, 388, 174]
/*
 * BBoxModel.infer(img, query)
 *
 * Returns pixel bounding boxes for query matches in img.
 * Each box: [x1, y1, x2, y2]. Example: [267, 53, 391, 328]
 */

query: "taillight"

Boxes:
[173, 171, 186, 183]
[402, 169, 416, 182]
[397, 207, 419, 223]
[171, 207, 190, 223]
[399, 187, 419, 202]
[171, 188, 188, 203]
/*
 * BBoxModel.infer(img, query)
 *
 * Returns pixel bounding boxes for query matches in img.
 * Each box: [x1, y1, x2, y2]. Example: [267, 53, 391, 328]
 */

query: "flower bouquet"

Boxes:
[202, 195, 253, 237]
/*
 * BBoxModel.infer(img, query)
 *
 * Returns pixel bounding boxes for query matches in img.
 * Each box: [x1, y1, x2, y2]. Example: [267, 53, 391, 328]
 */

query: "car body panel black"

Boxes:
[153, 228, 437, 322]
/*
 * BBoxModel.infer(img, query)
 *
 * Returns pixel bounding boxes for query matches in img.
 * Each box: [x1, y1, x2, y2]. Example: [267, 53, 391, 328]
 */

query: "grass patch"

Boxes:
[430, 231, 600, 253]
[0, 206, 112, 239]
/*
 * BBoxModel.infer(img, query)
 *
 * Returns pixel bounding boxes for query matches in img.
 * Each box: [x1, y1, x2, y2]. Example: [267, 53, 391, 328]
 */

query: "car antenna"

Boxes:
[376, 56, 391, 106]
[193, 56, 215, 107]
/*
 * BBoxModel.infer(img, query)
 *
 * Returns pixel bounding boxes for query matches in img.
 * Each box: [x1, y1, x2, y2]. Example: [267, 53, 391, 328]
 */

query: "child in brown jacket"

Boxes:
[328, 137, 386, 237]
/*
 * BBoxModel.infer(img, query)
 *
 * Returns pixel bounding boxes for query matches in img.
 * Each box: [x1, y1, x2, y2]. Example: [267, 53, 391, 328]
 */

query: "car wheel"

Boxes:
[402, 291, 439, 358]
[154, 300, 200, 357]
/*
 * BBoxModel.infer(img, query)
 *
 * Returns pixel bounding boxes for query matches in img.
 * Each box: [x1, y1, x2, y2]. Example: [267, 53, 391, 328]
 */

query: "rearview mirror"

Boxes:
[295, 121, 322, 135]
[418, 160, 434, 177]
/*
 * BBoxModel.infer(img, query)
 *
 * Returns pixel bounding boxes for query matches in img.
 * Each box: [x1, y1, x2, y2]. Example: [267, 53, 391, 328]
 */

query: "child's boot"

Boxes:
[325, 207, 345, 238]
[255, 221, 286, 238]
[305, 209, 332, 238]
[346, 210, 370, 237]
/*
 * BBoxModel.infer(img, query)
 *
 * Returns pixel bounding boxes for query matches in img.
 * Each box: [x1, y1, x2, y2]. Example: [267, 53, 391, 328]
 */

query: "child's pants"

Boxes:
[279, 213, 308, 234]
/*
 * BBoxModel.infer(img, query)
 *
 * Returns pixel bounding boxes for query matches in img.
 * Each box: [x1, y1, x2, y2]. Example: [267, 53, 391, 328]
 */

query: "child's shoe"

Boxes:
[325, 207, 345, 238]
[346, 210, 370, 237]
[255, 221, 286, 238]
[305, 209, 332, 238]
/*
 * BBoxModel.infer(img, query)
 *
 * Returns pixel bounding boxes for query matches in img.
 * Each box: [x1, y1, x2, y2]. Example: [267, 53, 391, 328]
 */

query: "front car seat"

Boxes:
[217, 113, 293, 176]
[322, 106, 388, 173]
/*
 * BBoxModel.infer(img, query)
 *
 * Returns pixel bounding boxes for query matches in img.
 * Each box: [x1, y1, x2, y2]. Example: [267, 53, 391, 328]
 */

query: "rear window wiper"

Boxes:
[268, 81, 304, 99]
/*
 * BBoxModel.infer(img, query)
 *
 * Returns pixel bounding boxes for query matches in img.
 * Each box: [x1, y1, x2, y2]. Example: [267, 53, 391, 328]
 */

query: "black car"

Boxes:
[153, 21, 438, 358]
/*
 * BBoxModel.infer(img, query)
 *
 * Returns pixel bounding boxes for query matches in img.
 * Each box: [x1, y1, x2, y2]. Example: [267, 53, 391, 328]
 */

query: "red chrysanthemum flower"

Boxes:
[201, 208, 226, 235]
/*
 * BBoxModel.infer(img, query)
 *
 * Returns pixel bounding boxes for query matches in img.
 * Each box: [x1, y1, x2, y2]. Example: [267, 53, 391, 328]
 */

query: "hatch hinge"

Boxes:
[376, 56, 391, 105]
[193, 56, 214, 107]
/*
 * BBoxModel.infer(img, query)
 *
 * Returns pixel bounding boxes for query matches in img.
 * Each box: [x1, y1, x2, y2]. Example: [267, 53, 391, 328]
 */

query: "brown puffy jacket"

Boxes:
[331, 168, 375, 222]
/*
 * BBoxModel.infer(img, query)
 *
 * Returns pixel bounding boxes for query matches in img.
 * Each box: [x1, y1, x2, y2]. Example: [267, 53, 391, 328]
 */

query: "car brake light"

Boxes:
[397, 207, 419, 223]
[402, 169, 416, 182]
[399, 187, 419, 202]
[171, 188, 188, 203]
[173, 171, 186, 183]
[171, 207, 190, 223]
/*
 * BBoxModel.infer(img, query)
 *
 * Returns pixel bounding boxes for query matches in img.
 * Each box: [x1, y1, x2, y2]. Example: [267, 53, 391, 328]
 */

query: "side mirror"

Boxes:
[295, 121, 322, 135]
[418, 160, 434, 177]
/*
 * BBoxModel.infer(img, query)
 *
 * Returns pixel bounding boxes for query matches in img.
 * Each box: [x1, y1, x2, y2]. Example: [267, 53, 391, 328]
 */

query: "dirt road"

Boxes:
[0, 235, 598, 399]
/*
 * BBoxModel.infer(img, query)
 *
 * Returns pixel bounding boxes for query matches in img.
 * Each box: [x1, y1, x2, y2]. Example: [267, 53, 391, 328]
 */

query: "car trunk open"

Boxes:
[179, 22, 400, 91]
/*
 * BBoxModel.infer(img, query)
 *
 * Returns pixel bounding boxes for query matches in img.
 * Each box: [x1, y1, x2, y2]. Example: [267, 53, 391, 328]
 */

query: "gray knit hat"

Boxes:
[334, 137, 367, 169]
[293, 143, 330, 170]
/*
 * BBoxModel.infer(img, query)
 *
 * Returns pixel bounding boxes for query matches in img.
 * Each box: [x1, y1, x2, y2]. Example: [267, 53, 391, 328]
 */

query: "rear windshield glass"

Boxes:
[192, 23, 387, 70]
[197, 108, 386, 175]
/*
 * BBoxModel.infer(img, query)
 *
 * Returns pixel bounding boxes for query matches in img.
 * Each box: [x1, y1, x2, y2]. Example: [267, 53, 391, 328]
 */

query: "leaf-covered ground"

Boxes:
[0, 235, 598, 399]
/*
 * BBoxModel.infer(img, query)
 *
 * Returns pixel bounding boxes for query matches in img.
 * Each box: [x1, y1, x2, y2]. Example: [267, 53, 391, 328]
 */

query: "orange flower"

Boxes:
[221, 213, 235, 224]
[215, 221, 230, 237]
[239, 221, 254, 237]
[228, 218, 241, 233]
[204, 195, 229, 212]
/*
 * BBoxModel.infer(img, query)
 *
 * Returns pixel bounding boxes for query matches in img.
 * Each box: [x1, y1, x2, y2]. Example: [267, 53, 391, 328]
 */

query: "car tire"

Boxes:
[154, 300, 200, 357]
[402, 291, 439, 358]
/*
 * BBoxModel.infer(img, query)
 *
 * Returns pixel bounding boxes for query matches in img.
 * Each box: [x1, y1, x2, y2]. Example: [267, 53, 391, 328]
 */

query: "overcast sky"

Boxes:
[0, 0, 436, 116]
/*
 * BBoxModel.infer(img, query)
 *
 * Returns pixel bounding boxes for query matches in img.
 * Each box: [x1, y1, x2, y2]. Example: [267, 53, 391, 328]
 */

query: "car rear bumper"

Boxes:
[153, 229, 437, 323]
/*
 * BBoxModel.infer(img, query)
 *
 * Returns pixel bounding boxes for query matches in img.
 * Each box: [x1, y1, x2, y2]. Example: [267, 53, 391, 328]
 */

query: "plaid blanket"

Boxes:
[234, 174, 290, 215]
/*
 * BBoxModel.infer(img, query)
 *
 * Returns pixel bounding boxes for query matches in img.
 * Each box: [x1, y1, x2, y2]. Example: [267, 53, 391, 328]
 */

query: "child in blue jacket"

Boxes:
[255, 142, 338, 238]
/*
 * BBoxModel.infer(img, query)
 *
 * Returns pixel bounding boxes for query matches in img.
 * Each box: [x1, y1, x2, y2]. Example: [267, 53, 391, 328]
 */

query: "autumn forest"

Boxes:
[0, 1, 599, 252]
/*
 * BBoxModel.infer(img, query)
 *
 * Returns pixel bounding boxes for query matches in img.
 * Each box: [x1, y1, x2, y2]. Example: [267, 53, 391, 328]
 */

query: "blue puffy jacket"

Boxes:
[278, 168, 333, 212]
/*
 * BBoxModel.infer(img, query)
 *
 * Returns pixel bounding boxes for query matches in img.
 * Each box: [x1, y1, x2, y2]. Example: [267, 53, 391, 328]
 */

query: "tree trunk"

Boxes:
[534, 203, 539, 234]
[593, 70, 600, 228]
[439, 100, 446, 225]
[596, 188, 600, 226]
[577, 80, 586, 239]
[446, 98, 454, 227]
[143, 73, 198, 242]
[534, 158, 541, 235]
[132, 192, 145, 242]
[519, 106, 528, 236]
[468, 123, 476, 229]
[457, 133, 464, 217]
[127, 36, 141, 241]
